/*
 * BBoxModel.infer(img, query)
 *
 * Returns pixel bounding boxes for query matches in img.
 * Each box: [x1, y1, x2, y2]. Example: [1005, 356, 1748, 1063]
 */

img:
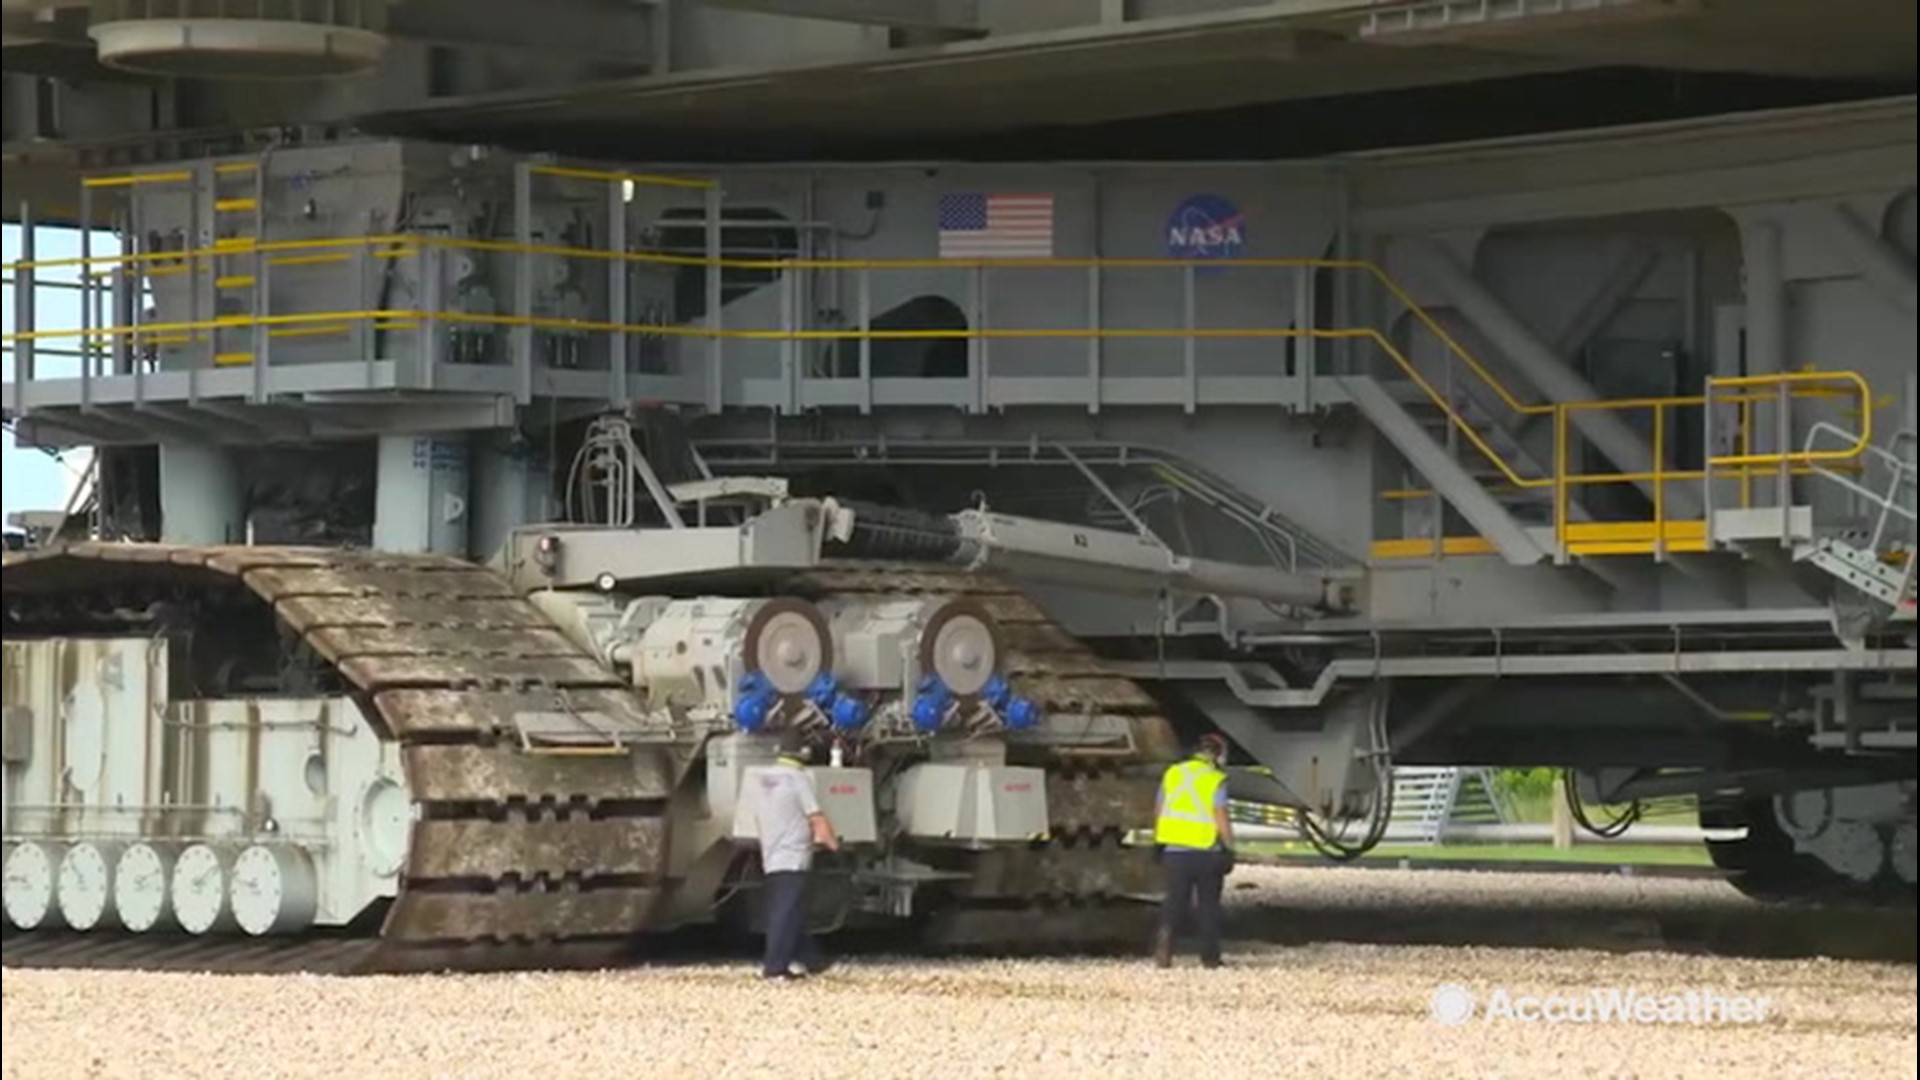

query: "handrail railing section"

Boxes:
[1, 231, 1878, 562]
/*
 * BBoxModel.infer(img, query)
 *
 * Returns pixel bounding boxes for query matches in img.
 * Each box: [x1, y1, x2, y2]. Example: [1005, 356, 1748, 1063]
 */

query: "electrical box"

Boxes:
[1, 705, 31, 764]
[730, 765, 879, 846]
[895, 763, 1050, 845]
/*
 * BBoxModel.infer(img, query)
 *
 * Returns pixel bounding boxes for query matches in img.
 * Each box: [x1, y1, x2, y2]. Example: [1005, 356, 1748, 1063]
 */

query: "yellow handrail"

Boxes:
[1706, 371, 1874, 466]
[527, 164, 717, 191]
[79, 171, 193, 189]
[2, 233, 1881, 557]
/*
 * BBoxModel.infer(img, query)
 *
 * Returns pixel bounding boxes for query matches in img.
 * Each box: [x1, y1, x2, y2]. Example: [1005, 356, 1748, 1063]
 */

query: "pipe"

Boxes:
[828, 501, 1343, 611]
[1235, 822, 1739, 845]
[950, 508, 1341, 611]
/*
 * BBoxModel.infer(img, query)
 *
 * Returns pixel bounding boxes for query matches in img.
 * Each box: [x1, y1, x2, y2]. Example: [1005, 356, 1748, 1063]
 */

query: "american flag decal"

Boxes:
[937, 192, 1055, 259]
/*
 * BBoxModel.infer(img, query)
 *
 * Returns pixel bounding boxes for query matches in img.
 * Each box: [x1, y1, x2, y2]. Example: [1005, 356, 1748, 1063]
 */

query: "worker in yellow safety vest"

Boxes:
[1152, 732, 1235, 969]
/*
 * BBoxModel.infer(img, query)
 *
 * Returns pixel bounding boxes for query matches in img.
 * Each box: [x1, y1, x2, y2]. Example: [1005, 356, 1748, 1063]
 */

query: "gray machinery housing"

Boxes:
[1, 1, 1917, 965]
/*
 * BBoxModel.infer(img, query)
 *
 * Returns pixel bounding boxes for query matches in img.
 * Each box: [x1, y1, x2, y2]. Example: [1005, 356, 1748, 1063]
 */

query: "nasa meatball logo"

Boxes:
[1166, 193, 1245, 268]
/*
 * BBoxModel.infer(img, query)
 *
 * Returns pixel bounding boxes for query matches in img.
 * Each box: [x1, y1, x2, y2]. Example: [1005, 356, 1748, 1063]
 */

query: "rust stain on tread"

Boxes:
[1048, 773, 1158, 831]
[305, 626, 582, 663]
[244, 566, 518, 600]
[275, 595, 556, 631]
[402, 744, 674, 803]
[1013, 674, 1159, 713]
[338, 653, 623, 692]
[407, 818, 668, 880]
[384, 886, 663, 942]
[373, 688, 656, 737]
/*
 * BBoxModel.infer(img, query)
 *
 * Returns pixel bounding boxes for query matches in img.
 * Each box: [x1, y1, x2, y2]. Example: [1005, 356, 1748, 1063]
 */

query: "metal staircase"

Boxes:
[1386, 766, 1507, 844]
[1352, 302, 1877, 571]
[1230, 765, 1509, 846]
[1341, 374, 1549, 564]
[1798, 425, 1916, 616]
[1387, 379, 1578, 525]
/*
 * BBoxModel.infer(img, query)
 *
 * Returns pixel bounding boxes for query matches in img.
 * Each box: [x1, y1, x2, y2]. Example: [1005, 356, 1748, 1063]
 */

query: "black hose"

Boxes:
[1561, 768, 1643, 839]
[1297, 760, 1394, 862]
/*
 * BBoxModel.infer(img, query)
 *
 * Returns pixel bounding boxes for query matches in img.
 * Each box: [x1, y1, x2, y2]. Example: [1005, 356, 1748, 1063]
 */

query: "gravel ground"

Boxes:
[5, 866, 1914, 1080]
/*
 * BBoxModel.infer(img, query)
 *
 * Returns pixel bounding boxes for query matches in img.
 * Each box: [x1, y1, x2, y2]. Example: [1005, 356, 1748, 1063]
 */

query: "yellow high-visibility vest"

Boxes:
[1154, 757, 1225, 849]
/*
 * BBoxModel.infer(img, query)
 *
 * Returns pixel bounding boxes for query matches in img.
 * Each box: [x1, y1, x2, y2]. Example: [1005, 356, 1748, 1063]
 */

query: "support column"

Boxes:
[1742, 219, 1786, 383]
[158, 442, 245, 545]
[469, 434, 548, 561]
[1741, 218, 1788, 493]
[1404, 236, 1699, 517]
[373, 433, 471, 556]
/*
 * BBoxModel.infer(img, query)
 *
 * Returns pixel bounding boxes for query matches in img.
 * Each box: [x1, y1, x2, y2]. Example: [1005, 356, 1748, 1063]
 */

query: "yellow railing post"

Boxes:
[1652, 400, 1665, 560]
[1554, 404, 1569, 563]
[1739, 396, 1753, 509]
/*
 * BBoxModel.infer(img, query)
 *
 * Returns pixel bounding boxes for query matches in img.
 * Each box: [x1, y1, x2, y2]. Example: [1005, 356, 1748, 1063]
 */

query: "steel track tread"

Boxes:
[1, 542, 675, 974]
[4, 547, 1176, 963]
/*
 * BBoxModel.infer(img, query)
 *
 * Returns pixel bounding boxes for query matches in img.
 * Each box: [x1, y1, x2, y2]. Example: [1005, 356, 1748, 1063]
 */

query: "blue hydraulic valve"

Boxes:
[732, 671, 778, 732]
[911, 675, 953, 733]
[1004, 696, 1043, 731]
[829, 694, 870, 732]
[983, 674, 1043, 731]
[806, 672, 872, 732]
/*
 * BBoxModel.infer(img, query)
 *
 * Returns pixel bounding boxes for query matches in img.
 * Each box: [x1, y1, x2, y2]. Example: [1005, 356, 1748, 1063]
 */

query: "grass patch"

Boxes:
[1245, 840, 1714, 868]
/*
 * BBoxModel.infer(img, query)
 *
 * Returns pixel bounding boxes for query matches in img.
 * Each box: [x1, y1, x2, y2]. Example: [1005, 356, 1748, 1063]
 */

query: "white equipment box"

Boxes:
[730, 765, 879, 846]
[895, 763, 1050, 845]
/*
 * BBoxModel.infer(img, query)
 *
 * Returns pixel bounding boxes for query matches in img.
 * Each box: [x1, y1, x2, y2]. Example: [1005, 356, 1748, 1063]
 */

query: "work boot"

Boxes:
[1152, 928, 1173, 969]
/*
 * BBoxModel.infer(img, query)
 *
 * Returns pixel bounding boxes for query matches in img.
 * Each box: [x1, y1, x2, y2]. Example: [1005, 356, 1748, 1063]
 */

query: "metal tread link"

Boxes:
[1, 542, 677, 975]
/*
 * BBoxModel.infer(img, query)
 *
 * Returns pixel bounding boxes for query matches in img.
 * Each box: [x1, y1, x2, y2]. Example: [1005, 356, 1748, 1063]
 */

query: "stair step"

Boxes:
[1802, 537, 1913, 609]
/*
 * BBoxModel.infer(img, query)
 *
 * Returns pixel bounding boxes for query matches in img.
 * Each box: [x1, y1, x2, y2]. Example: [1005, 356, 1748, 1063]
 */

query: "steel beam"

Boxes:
[1551, 242, 1663, 359]
[1822, 202, 1918, 318]
[188, 401, 308, 443]
[389, 0, 659, 60]
[116, 405, 218, 444]
[8, 412, 142, 448]
[1338, 374, 1548, 565]
[1113, 646, 1916, 711]
[695, 0, 984, 34]
[1388, 677, 1493, 754]
[951, 508, 1346, 610]
[1400, 235, 1698, 516]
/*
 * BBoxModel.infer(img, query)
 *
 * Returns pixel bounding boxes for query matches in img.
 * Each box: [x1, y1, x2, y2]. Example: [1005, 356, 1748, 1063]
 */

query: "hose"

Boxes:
[1561, 768, 1643, 839]
[1295, 754, 1394, 861]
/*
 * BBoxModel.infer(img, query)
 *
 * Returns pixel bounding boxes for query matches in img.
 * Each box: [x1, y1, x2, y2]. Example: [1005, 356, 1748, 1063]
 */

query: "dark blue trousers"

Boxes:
[1160, 847, 1228, 964]
[761, 870, 822, 977]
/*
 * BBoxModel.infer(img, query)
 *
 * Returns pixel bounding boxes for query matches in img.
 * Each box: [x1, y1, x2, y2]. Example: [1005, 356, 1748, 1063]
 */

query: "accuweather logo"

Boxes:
[1429, 983, 1775, 1026]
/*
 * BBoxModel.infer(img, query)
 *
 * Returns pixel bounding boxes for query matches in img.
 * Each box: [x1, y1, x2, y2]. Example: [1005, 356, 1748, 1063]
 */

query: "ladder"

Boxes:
[1801, 424, 1916, 614]
[209, 160, 265, 369]
[1386, 766, 1509, 844]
